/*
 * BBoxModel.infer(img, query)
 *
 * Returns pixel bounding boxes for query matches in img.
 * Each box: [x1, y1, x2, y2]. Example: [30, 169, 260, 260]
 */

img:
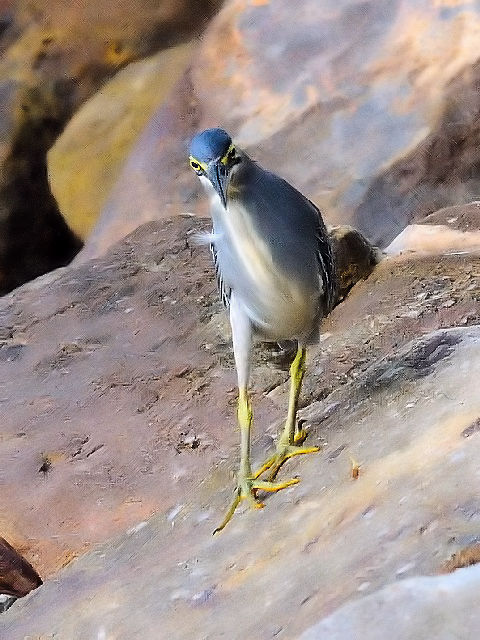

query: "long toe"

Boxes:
[267, 444, 320, 481]
[254, 440, 320, 482]
[213, 475, 299, 534]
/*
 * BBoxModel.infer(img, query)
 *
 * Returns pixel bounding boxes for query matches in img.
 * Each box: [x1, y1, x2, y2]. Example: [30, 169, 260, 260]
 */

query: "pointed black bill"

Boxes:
[207, 160, 228, 208]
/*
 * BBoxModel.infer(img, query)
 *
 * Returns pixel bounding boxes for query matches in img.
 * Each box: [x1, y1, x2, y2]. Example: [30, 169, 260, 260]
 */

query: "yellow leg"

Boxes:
[213, 387, 299, 534]
[254, 346, 319, 481]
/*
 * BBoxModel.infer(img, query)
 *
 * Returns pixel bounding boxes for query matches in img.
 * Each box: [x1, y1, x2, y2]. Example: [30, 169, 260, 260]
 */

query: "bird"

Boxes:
[189, 128, 336, 533]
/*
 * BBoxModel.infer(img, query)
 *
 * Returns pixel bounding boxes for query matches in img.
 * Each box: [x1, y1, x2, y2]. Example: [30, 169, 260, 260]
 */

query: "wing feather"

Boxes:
[308, 199, 337, 314]
[210, 241, 231, 308]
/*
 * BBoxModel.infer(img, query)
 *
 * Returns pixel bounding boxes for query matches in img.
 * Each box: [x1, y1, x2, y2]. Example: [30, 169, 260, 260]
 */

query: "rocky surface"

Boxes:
[1, 205, 480, 637]
[0, 536, 42, 598]
[0, 217, 377, 579]
[48, 43, 194, 240]
[78, 0, 480, 262]
[300, 565, 480, 640]
[329, 225, 383, 302]
[386, 201, 480, 256]
[0, 0, 221, 293]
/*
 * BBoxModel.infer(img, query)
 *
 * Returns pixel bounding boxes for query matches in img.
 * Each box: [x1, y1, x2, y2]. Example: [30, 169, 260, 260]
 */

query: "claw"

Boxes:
[254, 436, 320, 482]
[213, 475, 299, 534]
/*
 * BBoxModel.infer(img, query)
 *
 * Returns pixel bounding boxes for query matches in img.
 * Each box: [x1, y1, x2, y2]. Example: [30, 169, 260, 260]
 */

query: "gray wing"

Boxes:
[210, 241, 231, 308]
[231, 155, 337, 314]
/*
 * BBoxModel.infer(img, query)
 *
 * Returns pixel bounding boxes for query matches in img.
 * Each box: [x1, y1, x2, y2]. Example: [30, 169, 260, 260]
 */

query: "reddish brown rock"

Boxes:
[0, 215, 227, 577]
[1, 208, 480, 637]
[0, 216, 377, 577]
[1, 207, 479, 584]
[0, 536, 42, 598]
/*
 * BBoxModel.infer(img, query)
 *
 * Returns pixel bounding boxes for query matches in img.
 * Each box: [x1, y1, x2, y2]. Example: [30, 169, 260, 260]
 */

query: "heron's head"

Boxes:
[189, 128, 239, 207]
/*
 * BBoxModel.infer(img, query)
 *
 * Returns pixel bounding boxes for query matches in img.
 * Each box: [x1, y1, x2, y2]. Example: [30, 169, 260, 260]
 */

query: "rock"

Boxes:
[0, 215, 377, 578]
[1, 207, 480, 637]
[80, 0, 480, 260]
[386, 224, 480, 256]
[299, 565, 480, 640]
[4, 321, 480, 636]
[47, 43, 194, 240]
[422, 202, 480, 233]
[77, 71, 204, 262]
[0, 537, 42, 598]
[0, 595, 16, 614]
[0, 0, 221, 293]
[385, 202, 480, 255]
[441, 543, 480, 573]
[0, 215, 225, 577]
[329, 225, 383, 301]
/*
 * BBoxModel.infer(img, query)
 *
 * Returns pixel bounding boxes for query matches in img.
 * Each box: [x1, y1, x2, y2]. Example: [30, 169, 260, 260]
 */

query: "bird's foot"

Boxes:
[253, 429, 320, 482]
[213, 473, 299, 534]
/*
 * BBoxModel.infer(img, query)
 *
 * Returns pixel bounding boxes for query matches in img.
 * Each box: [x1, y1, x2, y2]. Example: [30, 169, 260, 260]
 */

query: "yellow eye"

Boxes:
[189, 157, 207, 173]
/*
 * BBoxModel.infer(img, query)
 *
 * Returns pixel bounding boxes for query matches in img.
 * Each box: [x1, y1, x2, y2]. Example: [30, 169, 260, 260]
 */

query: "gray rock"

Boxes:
[0, 595, 16, 614]
[2, 215, 480, 639]
[300, 565, 480, 640]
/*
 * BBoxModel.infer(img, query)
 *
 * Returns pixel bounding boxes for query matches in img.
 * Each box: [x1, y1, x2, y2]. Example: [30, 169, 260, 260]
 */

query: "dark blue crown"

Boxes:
[189, 128, 232, 162]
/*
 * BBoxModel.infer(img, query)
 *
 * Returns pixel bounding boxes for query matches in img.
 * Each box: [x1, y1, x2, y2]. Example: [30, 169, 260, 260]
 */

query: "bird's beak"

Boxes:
[207, 160, 229, 208]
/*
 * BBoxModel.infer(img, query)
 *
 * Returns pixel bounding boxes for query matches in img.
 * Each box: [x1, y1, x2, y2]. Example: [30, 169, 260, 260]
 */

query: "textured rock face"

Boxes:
[0, 0, 220, 293]
[386, 201, 480, 255]
[79, 0, 480, 260]
[300, 565, 480, 640]
[1, 206, 480, 636]
[0, 537, 42, 598]
[329, 225, 383, 301]
[0, 217, 377, 579]
[47, 43, 195, 240]
[193, 0, 480, 245]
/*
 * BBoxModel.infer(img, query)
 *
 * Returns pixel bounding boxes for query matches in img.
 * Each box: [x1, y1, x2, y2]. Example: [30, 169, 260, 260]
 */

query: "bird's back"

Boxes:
[210, 153, 335, 342]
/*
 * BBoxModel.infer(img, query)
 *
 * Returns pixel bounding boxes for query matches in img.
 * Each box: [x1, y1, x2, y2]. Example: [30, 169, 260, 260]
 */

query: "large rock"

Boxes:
[1, 205, 480, 636]
[0, 0, 221, 293]
[0, 217, 377, 578]
[47, 43, 194, 240]
[300, 565, 480, 640]
[4, 314, 480, 637]
[0, 537, 42, 598]
[386, 201, 480, 255]
[79, 0, 480, 261]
